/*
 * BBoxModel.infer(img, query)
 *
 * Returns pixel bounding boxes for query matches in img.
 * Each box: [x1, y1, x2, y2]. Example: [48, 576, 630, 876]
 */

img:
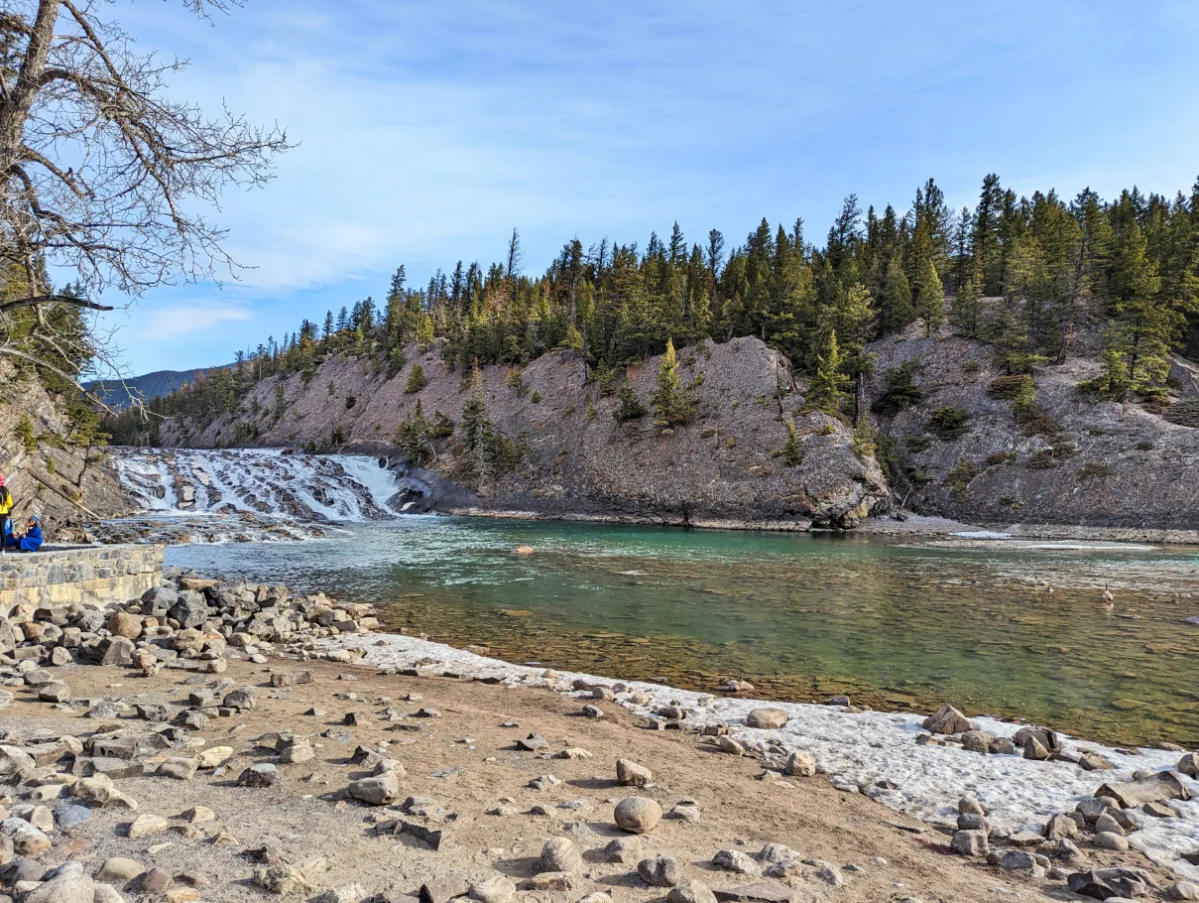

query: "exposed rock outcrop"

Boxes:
[161, 337, 890, 529]
[866, 331, 1199, 530]
[0, 366, 130, 537]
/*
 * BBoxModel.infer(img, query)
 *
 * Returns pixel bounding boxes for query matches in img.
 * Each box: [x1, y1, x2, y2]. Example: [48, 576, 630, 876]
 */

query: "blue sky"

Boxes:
[92, 0, 1199, 375]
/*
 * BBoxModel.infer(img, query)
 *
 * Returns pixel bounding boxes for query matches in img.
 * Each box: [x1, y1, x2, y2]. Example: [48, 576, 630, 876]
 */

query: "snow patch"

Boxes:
[317, 630, 1199, 880]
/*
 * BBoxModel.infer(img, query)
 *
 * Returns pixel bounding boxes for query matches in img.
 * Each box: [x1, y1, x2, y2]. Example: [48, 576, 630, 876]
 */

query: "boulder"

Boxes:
[169, 592, 209, 629]
[1067, 867, 1158, 900]
[1096, 771, 1190, 808]
[921, 704, 973, 735]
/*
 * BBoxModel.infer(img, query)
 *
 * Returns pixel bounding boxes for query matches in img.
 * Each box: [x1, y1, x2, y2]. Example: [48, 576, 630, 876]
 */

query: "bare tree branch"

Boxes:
[0, 293, 112, 313]
[0, 0, 290, 396]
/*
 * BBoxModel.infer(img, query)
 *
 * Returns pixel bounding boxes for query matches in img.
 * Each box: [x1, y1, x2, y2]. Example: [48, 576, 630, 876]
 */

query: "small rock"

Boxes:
[349, 773, 403, 806]
[638, 855, 682, 887]
[714, 849, 759, 874]
[757, 844, 798, 864]
[139, 867, 173, 892]
[717, 736, 745, 756]
[746, 708, 788, 729]
[315, 884, 366, 903]
[617, 759, 653, 787]
[96, 858, 144, 882]
[603, 837, 644, 863]
[1094, 812, 1125, 836]
[950, 830, 988, 857]
[517, 733, 549, 751]
[238, 763, 279, 788]
[1177, 753, 1199, 778]
[1169, 881, 1199, 901]
[196, 746, 233, 769]
[958, 797, 985, 816]
[614, 797, 662, 834]
[539, 837, 583, 874]
[128, 814, 169, 838]
[468, 876, 516, 903]
[782, 752, 815, 777]
[669, 882, 718, 903]
[158, 758, 199, 781]
[922, 704, 973, 735]
[1094, 831, 1129, 851]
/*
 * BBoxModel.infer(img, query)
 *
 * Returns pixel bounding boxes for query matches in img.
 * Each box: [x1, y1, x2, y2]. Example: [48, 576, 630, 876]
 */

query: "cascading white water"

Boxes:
[115, 448, 409, 522]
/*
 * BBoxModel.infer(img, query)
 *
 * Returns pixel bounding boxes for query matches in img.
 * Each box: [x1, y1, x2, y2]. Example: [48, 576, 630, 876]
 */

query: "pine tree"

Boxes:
[951, 273, 983, 337]
[650, 338, 695, 427]
[806, 330, 851, 413]
[782, 421, 803, 466]
[1081, 340, 1130, 400]
[395, 399, 433, 466]
[915, 258, 946, 335]
[613, 381, 647, 422]
[405, 364, 426, 394]
[460, 363, 495, 480]
[882, 253, 914, 333]
[561, 322, 583, 351]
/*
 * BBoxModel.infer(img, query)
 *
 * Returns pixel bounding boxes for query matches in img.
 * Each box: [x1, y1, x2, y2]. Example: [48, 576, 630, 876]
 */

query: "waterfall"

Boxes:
[114, 448, 418, 523]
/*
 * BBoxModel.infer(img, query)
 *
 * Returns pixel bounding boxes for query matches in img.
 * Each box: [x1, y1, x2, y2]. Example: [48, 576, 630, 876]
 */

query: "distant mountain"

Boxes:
[87, 364, 234, 410]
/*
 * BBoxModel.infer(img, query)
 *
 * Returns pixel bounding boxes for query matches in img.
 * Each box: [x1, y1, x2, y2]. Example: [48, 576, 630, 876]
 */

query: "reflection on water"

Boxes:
[166, 517, 1199, 746]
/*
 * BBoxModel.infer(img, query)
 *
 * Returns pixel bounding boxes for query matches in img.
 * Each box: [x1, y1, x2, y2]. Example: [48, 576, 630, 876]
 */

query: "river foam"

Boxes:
[317, 630, 1199, 880]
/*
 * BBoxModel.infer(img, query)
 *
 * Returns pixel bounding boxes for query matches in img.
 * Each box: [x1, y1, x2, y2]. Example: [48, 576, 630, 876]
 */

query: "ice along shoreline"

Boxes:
[315, 628, 1199, 882]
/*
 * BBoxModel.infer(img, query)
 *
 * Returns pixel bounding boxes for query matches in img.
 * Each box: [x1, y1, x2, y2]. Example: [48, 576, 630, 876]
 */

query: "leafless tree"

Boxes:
[0, 0, 290, 402]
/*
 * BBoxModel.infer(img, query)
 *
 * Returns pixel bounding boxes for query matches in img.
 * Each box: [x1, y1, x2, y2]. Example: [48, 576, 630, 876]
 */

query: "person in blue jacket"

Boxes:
[4, 514, 43, 552]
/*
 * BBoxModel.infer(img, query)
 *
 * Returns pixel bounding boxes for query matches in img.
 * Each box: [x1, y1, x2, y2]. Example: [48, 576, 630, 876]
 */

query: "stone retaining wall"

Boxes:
[0, 544, 164, 615]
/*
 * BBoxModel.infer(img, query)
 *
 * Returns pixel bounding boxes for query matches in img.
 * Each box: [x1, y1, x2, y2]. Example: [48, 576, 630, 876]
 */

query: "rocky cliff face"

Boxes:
[0, 368, 130, 537]
[866, 331, 1199, 530]
[162, 337, 891, 529]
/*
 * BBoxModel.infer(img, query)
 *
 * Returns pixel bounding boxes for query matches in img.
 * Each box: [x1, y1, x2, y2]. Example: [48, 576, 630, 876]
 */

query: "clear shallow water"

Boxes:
[166, 517, 1199, 746]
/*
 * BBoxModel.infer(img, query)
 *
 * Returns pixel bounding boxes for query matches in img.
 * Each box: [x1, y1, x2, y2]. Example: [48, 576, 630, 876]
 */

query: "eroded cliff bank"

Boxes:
[868, 333, 1199, 530]
[162, 337, 890, 530]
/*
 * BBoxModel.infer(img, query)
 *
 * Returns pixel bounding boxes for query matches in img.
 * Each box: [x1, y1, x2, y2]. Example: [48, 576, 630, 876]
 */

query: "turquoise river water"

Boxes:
[166, 517, 1199, 747]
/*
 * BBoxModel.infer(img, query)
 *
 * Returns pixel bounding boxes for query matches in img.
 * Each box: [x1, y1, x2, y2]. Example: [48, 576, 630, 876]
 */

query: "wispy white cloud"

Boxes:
[97, 0, 1199, 374]
[138, 302, 253, 341]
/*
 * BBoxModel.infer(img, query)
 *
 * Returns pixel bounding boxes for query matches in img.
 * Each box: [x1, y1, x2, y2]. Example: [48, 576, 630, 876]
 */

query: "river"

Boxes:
[163, 513, 1199, 747]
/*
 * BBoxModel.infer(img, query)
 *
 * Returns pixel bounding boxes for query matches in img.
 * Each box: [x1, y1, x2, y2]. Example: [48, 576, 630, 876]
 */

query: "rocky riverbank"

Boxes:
[2, 574, 1199, 903]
